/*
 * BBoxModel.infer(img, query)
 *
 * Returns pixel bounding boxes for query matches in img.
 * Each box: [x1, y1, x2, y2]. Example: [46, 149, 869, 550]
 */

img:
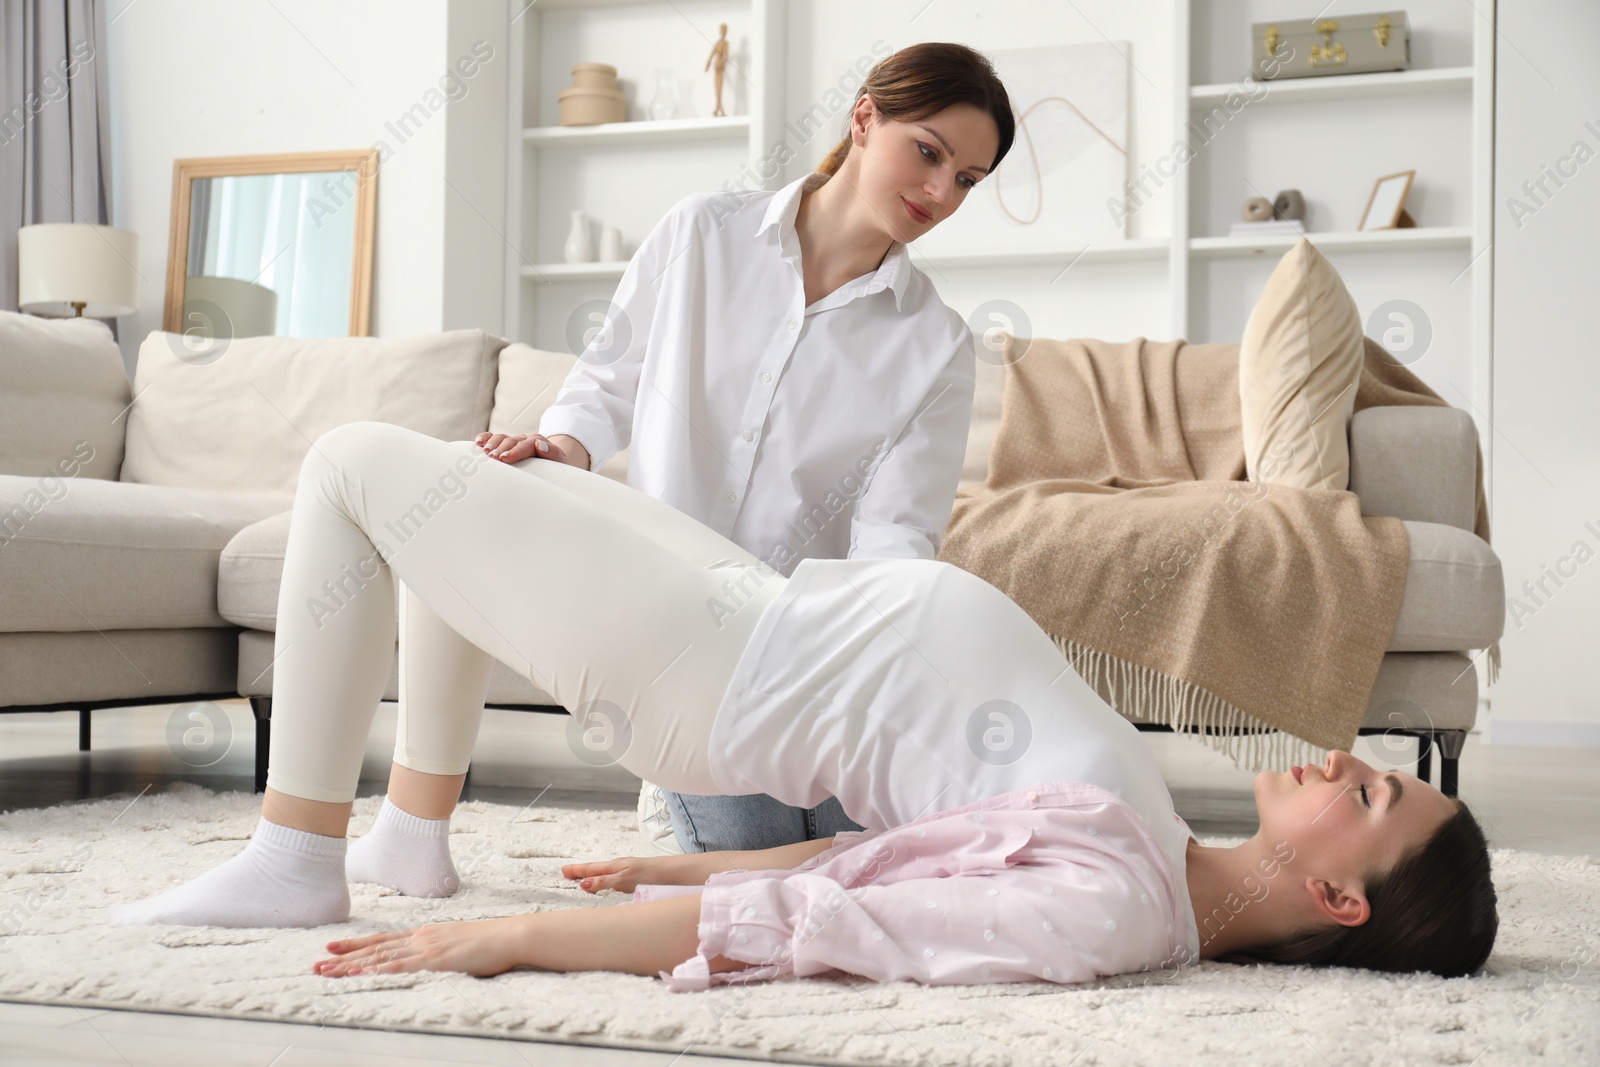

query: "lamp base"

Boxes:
[70, 301, 86, 317]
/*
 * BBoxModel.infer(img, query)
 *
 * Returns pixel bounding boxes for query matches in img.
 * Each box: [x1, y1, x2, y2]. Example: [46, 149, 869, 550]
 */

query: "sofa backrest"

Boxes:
[121, 329, 505, 497]
[486, 343, 630, 480]
[486, 341, 1006, 487]
[0, 310, 130, 481]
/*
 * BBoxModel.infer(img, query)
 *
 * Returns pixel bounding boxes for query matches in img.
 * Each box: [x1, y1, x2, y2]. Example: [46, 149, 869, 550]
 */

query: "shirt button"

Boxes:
[1041, 885, 1053, 896]
[926, 900, 937, 909]
[1043, 966, 1054, 979]
[788, 320, 798, 330]
[1043, 921, 1053, 932]
[762, 371, 772, 382]
[987, 887, 999, 897]
[1104, 920, 1117, 931]
[872, 930, 885, 941]
[1026, 790, 1038, 802]
[923, 948, 935, 958]
[724, 492, 736, 503]
[742, 429, 753, 441]
[983, 929, 996, 942]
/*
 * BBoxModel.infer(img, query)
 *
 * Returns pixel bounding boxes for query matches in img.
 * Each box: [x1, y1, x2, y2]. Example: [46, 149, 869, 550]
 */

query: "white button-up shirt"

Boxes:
[539, 171, 976, 576]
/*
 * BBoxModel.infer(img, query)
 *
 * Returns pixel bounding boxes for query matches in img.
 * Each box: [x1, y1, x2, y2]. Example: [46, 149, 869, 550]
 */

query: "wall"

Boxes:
[105, 0, 504, 375]
[1486, 0, 1600, 742]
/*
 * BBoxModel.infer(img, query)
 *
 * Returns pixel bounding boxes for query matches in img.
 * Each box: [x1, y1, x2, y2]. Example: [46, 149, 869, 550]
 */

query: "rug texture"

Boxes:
[0, 784, 1594, 1067]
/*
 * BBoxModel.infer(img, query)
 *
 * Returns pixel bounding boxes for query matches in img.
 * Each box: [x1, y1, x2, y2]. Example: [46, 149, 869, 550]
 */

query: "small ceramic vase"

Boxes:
[599, 225, 625, 261]
[563, 210, 592, 263]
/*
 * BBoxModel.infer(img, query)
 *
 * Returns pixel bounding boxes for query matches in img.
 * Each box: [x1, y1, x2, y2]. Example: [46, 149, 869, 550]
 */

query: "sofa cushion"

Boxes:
[0, 475, 288, 632]
[218, 510, 297, 631]
[120, 328, 506, 497]
[1238, 238, 1364, 490]
[0, 311, 130, 481]
[1390, 520, 1505, 651]
[961, 353, 1005, 484]
[487, 342, 629, 481]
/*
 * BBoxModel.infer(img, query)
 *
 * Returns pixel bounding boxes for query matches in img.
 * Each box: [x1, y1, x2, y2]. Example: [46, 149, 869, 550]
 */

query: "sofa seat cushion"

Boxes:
[218, 510, 296, 631]
[1391, 520, 1504, 651]
[0, 476, 289, 632]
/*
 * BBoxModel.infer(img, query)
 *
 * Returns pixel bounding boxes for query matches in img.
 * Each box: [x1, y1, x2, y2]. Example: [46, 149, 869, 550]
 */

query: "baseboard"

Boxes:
[1488, 718, 1600, 748]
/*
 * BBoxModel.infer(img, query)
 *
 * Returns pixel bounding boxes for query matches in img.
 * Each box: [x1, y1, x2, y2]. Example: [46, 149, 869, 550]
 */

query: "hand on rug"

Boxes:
[561, 853, 693, 893]
[314, 916, 524, 978]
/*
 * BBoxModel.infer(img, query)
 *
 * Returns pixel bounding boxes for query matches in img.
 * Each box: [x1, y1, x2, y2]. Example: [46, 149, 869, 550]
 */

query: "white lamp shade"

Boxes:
[182, 274, 279, 338]
[17, 223, 140, 318]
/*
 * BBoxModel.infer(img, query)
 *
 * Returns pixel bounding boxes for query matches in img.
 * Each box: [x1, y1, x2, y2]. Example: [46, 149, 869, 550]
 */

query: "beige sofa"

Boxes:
[0, 311, 1503, 796]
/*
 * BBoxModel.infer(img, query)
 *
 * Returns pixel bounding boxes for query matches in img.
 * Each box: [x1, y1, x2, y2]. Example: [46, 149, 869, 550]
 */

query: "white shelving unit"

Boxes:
[1171, 1, 1495, 510]
[503, 0, 786, 345]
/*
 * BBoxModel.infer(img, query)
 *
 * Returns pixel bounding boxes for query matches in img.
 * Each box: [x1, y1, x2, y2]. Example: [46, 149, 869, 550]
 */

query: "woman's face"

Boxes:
[851, 99, 1000, 244]
[1255, 749, 1458, 895]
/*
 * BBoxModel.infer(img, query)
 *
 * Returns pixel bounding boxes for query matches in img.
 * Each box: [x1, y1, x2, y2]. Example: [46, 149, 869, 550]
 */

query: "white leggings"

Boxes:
[265, 421, 784, 804]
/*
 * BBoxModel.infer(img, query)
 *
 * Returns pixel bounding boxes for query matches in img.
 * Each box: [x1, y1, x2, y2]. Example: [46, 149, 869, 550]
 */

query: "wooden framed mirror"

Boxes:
[163, 149, 378, 339]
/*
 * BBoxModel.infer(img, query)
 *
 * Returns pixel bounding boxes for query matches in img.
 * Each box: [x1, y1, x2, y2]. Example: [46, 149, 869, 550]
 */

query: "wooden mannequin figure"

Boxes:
[705, 23, 729, 117]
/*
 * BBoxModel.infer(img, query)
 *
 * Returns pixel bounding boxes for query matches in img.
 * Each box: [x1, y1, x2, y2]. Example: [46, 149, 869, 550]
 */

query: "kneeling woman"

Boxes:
[112, 422, 1499, 987]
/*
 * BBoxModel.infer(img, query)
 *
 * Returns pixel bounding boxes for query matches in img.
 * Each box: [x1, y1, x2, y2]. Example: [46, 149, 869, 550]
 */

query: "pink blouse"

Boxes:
[632, 781, 1201, 991]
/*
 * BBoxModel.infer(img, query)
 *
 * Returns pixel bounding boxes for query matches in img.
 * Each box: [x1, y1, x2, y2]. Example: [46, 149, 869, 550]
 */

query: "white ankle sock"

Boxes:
[110, 817, 349, 928]
[345, 797, 459, 898]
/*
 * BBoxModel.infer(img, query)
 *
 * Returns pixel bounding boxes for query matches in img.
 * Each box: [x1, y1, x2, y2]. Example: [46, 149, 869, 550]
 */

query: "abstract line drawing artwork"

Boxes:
[913, 42, 1131, 257]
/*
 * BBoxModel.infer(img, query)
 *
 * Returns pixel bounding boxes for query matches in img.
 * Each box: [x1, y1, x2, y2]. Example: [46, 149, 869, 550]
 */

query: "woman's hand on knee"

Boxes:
[472, 431, 590, 470]
[562, 854, 693, 894]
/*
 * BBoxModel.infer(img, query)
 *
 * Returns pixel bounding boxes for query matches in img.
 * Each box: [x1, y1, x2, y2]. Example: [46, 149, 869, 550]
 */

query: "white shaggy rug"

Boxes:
[0, 784, 1596, 1067]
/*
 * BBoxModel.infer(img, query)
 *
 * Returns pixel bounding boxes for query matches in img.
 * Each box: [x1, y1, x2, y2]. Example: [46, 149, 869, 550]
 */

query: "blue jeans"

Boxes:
[664, 789, 865, 852]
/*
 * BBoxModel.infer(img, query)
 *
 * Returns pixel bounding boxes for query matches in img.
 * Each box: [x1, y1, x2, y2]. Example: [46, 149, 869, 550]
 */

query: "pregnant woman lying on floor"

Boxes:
[110, 421, 1499, 988]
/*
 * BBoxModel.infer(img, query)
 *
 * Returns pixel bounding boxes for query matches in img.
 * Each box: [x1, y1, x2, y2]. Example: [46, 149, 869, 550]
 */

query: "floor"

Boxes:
[1, 699, 1596, 1065]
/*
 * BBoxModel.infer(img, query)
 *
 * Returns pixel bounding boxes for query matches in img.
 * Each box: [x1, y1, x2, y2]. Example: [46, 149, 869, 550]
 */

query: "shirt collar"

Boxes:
[757, 171, 912, 313]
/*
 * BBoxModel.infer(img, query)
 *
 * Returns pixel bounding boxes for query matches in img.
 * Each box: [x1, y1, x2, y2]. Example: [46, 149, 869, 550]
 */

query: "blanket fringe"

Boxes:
[1051, 635, 1329, 773]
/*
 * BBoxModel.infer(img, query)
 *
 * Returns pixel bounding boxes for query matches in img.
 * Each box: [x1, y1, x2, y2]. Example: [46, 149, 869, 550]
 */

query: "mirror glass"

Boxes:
[1362, 175, 1410, 231]
[184, 171, 357, 339]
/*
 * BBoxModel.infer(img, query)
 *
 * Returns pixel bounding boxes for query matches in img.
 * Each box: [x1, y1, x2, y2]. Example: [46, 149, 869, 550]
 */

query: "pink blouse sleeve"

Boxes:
[658, 861, 1166, 991]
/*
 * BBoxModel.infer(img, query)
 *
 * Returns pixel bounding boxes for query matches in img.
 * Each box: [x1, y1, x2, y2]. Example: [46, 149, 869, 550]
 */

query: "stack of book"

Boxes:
[1229, 219, 1307, 237]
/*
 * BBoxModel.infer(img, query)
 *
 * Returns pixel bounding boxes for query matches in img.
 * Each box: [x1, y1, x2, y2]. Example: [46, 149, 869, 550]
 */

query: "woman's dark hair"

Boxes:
[1230, 799, 1498, 978]
[817, 42, 1015, 179]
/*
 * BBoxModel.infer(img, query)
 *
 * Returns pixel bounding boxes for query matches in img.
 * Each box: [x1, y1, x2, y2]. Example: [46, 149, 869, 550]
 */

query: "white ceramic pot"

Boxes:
[563, 210, 592, 263]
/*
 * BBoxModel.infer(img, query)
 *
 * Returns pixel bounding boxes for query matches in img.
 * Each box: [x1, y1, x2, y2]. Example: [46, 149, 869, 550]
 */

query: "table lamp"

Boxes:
[17, 223, 139, 318]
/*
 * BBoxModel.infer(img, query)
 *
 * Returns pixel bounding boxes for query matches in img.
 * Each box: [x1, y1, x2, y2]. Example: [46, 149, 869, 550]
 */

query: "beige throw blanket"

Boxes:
[936, 335, 1490, 769]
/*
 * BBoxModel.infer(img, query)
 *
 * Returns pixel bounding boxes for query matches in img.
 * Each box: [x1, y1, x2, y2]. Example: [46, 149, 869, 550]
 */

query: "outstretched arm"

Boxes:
[562, 836, 841, 894]
[314, 894, 748, 979]
[314, 838, 844, 979]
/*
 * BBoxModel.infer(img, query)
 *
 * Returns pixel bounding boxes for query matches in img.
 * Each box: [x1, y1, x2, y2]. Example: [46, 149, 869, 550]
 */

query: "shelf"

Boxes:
[525, 0, 688, 9]
[911, 238, 1171, 270]
[522, 262, 628, 282]
[1190, 66, 1473, 107]
[523, 115, 750, 147]
[1189, 226, 1473, 258]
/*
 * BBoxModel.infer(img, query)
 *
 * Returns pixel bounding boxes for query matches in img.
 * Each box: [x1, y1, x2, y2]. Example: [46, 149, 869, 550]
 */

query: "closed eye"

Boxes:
[1360, 784, 1370, 808]
[917, 143, 978, 190]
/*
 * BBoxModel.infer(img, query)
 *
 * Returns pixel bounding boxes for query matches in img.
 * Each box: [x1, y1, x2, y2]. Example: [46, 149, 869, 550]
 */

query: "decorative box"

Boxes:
[1252, 12, 1412, 79]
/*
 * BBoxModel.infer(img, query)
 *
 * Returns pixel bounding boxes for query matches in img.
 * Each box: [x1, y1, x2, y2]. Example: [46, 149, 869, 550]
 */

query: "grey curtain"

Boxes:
[0, 0, 113, 321]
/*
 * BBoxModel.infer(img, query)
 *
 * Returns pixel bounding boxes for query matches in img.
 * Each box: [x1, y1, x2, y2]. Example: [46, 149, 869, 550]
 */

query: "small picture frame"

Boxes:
[1359, 170, 1417, 231]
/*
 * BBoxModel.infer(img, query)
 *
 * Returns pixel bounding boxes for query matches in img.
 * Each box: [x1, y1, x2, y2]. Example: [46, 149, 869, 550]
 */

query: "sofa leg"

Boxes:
[1415, 732, 1432, 785]
[1433, 729, 1467, 798]
[78, 709, 91, 752]
[249, 697, 272, 793]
